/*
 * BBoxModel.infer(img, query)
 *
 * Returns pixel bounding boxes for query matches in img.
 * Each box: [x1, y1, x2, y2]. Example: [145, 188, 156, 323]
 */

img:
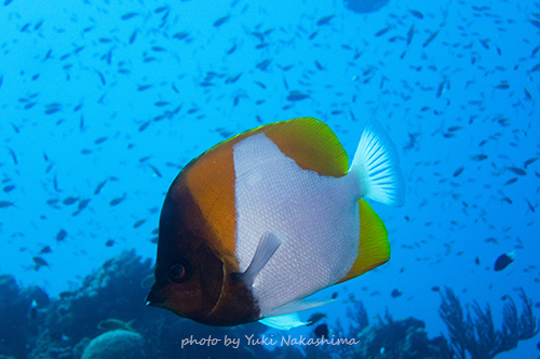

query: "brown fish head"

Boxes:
[146, 178, 225, 323]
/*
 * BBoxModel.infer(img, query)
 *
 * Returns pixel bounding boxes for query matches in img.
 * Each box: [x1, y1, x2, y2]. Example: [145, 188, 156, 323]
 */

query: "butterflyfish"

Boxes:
[146, 117, 404, 329]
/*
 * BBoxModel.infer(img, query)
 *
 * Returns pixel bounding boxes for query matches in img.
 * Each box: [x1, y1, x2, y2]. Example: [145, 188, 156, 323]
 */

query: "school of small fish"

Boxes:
[0, 0, 538, 330]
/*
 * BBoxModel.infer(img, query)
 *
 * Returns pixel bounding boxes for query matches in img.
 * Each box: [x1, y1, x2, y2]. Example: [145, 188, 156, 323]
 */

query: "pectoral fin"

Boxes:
[235, 232, 281, 287]
[259, 312, 309, 330]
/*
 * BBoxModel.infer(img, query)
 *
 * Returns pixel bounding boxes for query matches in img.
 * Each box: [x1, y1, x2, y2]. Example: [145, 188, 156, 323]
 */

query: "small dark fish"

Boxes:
[331, 292, 338, 299]
[472, 154, 488, 161]
[97, 319, 136, 332]
[494, 252, 514, 271]
[133, 219, 146, 228]
[507, 167, 526, 176]
[121, 12, 138, 20]
[524, 157, 538, 168]
[306, 312, 327, 326]
[46, 199, 59, 206]
[96, 71, 106, 86]
[409, 9, 423, 19]
[213, 15, 230, 27]
[77, 199, 90, 211]
[139, 121, 151, 132]
[0, 201, 14, 208]
[256, 59, 271, 71]
[29, 300, 38, 319]
[479, 39, 490, 50]
[406, 24, 415, 45]
[286, 91, 310, 101]
[453, 167, 464, 177]
[316, 15, 335, 26]
[314, 324, 329, 338]
[391, 289, 402, 298]
[226, 73, 242, 84]
[504, 177, 518, 186]
[529, 19, 540, 30]
[173, 32, 189, 40]
[110, 195, 126, 206]
[105, 239, 115, 247]
[3, 185, 15, 193]
[226, 44, 236, 54]
[33, 256, 49, 270]
[56, 229, 67, 241]
[39, 245, 52, 254]
[375, 26, 391, 37]
[495, 83, 510, 90]
[148, 164, 162, 178]
[526, 199, 535, 212]
[94, 179, 107, 195]
[138, 84, 152, 91]
[141, 274, 155, 288]
[62, 197, 78, 205]
[95, 136, 108, 144]
[423, 30, 439, 47]
[436, 80, 447, 98]
[8, 148, 18, 165]
[431, 286, 440, 292]
[129, 31, 137, 44]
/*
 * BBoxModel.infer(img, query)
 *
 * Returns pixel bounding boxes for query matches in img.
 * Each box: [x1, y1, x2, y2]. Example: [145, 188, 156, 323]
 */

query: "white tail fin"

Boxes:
[350, 121, 405, 207]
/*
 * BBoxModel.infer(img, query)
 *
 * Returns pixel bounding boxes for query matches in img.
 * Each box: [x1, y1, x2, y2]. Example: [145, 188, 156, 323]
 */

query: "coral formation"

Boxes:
[0, 275, 49, 359]
[81, 330, 145, 359]
[356, 313, 454, 359]
[439, 287, 540, 359]
[1, 251, 538, 359]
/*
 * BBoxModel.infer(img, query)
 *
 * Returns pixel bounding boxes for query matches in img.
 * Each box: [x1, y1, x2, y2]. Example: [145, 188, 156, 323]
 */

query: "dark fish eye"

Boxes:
[168, 260, 192, 283]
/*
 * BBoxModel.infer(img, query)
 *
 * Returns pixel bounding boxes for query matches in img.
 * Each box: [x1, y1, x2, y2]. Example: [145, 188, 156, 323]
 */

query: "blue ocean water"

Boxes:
[1, 0, 539, 358]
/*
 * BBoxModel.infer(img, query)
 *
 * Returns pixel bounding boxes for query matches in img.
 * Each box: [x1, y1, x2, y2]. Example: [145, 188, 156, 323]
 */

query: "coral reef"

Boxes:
[355, 312, 454, 359]
[0, 275, 49, 359]
[81, 330, 145, 359]
[2, 251, 538, 359]
[439, 287, 540, 359]
[304, 300, 453, 359]
[27, 250, 153, 359]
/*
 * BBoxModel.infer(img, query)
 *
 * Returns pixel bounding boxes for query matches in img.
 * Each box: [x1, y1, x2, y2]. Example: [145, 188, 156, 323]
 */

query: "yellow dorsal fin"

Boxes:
[338, 199, 390, 283]
[260, 117, 349, 177]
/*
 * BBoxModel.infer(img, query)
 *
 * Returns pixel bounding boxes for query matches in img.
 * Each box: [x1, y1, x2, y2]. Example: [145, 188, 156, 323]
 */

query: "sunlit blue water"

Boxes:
[1, 0, 539, 357]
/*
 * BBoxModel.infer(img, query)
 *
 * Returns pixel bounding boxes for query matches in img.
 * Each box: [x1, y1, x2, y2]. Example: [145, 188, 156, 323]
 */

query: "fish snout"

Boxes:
[146, 287, 165, 307]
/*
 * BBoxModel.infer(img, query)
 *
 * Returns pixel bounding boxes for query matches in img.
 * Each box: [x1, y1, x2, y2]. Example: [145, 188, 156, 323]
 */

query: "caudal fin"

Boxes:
[349, 121, 405, 207]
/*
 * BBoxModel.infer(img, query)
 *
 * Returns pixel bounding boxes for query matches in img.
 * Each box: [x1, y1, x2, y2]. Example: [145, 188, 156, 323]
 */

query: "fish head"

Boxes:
[146, 180, 226, 322]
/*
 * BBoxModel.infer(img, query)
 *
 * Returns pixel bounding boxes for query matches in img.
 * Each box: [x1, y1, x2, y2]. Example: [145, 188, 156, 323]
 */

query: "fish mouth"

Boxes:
[145, 287, 165, 307]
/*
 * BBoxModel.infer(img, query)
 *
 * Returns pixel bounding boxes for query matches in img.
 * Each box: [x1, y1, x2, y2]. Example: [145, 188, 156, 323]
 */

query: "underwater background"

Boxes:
[1, 0, 539, 358]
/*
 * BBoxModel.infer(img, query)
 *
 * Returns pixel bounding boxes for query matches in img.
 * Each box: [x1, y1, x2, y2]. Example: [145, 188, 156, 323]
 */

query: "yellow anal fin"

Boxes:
[338, 199, 390, 283]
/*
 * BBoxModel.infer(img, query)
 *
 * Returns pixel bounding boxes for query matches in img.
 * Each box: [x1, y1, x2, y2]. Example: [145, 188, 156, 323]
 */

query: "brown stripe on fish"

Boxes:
[182, 141, 238, 259]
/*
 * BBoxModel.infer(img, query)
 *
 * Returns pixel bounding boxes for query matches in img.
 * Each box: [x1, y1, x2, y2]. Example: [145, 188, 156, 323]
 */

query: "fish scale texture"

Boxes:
[233, 133, 359, 317]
